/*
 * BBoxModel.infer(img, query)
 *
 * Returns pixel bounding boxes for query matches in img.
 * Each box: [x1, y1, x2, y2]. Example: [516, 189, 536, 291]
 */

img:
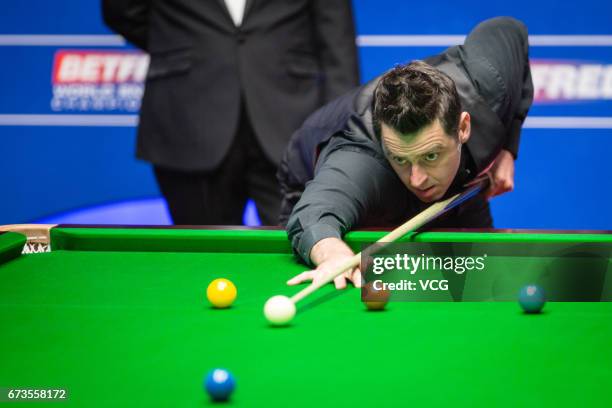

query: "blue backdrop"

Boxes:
[1, 0, 611, 228]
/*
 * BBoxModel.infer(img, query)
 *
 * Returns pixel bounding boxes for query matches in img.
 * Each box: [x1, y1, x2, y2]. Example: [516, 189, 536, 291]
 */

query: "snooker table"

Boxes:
[1, 225, 612, 407]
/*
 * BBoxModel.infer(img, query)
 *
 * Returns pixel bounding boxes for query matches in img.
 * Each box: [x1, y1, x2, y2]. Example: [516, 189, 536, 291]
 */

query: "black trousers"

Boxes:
[154, 107, 281, 226]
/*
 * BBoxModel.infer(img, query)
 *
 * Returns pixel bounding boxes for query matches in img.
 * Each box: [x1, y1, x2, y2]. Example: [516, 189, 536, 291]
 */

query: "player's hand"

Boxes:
[287, 237, 362, 289]
[287, 256, 362, 289]
[486, 149, 515, 199]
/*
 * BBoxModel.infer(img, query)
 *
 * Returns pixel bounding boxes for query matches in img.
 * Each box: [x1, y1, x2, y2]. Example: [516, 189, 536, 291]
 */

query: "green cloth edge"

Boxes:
[50, 227, 612, 254]
[0, 232, 26, 265]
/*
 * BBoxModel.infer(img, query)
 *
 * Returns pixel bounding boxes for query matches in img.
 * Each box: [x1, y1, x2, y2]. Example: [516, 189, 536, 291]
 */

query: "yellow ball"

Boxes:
[207, 278, 237, 308]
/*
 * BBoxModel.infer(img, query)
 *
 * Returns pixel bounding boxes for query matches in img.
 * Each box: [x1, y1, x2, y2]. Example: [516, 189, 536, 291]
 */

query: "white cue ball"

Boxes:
[263, 295, 296, 326]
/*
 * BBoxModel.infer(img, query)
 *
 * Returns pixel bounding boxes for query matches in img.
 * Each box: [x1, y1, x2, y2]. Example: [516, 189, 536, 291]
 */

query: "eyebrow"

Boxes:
[384, 142, 445, 158]
[420, 145, 444, 155]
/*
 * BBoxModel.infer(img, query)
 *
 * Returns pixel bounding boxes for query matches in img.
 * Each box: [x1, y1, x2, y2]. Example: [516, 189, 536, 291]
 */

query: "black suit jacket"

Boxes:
[279, 48, 519, 219]
[102, 0, 359, 171]
[279, 17, 534, 263]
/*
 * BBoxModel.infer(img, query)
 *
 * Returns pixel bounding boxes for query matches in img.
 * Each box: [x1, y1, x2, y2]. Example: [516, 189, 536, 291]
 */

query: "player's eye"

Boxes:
[424, 152, 439, 162]
[393, 156, 409, 166]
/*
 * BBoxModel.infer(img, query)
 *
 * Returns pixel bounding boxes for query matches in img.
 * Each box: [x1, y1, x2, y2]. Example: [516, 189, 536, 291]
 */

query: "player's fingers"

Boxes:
[484, 173, 496, 199]
[341, 267, 359, 288]
[493, 177, 512, 195]
[334, 273, 347, 290]
[287, 271, 315, 285]
[349, 268, 363, 288]
[485, 183, 497, 200]
[310, 269, 330, 287]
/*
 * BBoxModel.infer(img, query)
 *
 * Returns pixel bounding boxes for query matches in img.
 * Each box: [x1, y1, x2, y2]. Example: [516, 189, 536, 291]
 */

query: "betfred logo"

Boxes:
[51, 50, 150, 112]
[531, 60, 612, 103]
[52, 50, 149, 84]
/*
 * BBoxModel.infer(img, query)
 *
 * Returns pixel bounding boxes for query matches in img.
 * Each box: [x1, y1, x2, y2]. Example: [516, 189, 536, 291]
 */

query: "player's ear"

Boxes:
[458, 112, 471, 144]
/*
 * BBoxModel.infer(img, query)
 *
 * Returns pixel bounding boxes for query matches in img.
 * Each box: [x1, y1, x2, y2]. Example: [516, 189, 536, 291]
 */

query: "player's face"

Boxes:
[380, 113, 471, 203]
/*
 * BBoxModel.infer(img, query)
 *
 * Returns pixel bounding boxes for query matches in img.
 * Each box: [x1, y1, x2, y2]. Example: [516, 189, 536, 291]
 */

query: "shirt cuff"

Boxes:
[296, 223, 342, 267]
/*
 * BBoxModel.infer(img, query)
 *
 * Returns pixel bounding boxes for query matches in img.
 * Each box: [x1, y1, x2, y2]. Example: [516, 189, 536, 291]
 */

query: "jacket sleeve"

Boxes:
[102, 0, 151, 51]
[311, 0, 360, 102]
[504, 63, 533, 159]
[503, 20, 534, 159]
[286, 143, 390, 265]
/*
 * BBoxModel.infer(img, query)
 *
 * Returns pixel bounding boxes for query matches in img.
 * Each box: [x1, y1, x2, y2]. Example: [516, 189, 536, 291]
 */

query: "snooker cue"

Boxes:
[290, 177, 490, 304]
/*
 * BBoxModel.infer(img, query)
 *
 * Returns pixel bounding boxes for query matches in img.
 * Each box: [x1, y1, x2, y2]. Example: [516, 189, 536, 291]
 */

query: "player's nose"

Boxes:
[409, 166, 428, 189]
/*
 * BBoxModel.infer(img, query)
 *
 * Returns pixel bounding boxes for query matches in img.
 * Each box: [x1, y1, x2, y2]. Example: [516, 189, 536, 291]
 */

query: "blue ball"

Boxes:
[519, 284, 545, 313]
[204, 368, 235, 401]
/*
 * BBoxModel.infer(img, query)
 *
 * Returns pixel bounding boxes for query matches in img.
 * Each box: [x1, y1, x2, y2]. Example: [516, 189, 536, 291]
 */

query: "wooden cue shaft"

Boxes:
[290, 192, 460, 304]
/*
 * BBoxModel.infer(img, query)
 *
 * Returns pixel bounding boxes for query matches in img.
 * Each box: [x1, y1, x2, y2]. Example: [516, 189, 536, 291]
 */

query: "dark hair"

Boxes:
[373, 61, 461, 138]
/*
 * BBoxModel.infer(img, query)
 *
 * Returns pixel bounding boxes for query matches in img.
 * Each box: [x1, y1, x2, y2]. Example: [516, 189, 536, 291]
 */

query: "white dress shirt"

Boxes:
[224, 0, 246, 26]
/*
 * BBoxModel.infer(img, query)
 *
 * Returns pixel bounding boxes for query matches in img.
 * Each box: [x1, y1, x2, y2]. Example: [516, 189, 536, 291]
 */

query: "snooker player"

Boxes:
[277, 17, 534, 289]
